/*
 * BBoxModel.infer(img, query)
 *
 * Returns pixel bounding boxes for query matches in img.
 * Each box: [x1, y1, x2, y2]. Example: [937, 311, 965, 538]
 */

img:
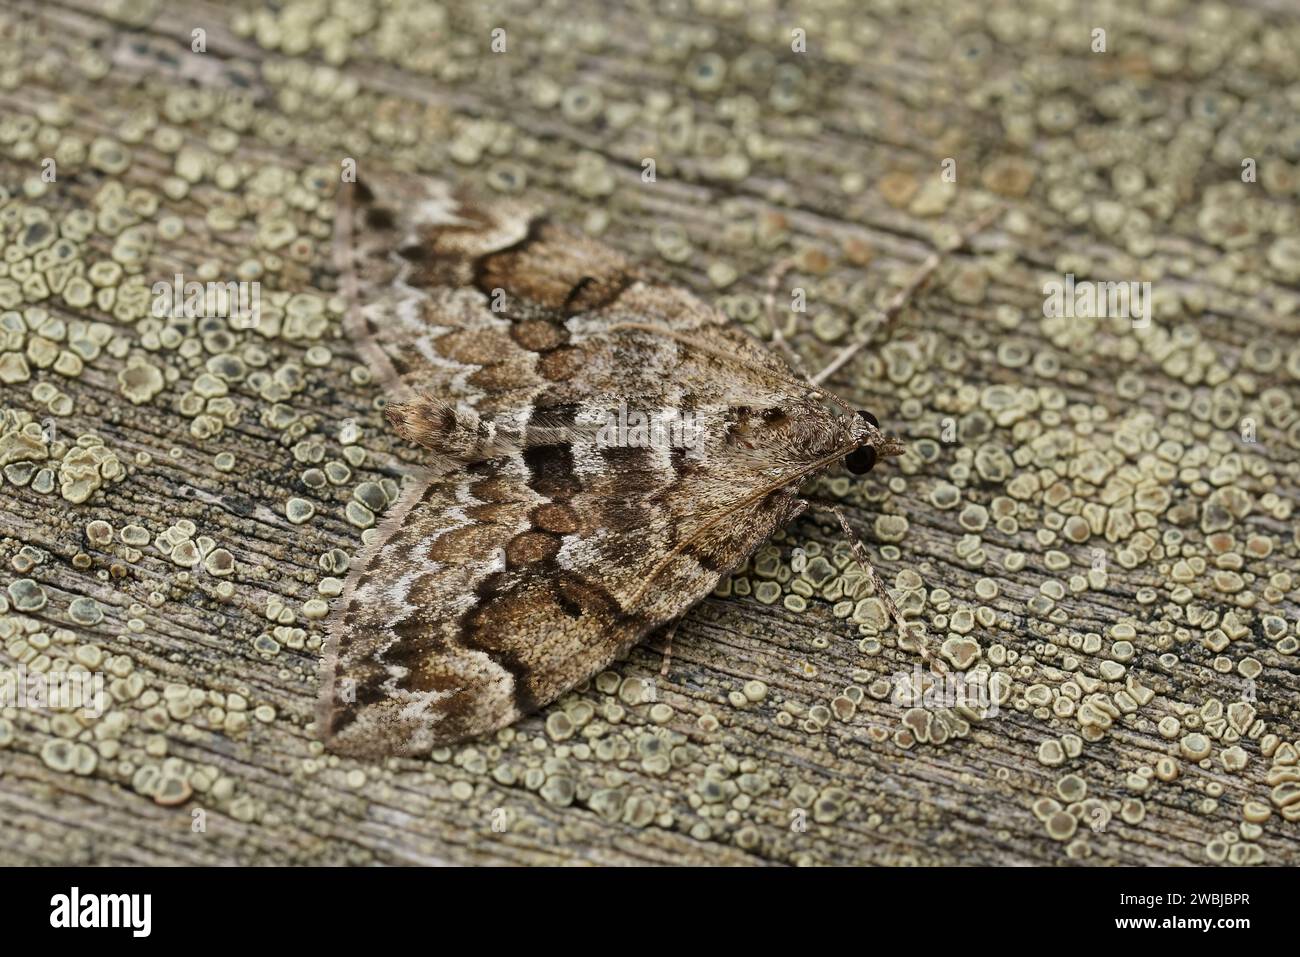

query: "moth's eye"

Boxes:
[857, 409, 879, 429]
[845, 446, 877, 474]
[365, 206, 396, 230]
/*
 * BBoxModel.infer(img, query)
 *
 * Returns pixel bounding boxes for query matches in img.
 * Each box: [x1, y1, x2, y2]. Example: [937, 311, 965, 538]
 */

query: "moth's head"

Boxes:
[842, 409, 905, 475]
[725, 401, 904, 475]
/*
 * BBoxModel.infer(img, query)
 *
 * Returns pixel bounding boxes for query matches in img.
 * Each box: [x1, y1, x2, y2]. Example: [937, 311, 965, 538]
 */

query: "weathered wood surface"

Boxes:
[0, 0, 1298, 866]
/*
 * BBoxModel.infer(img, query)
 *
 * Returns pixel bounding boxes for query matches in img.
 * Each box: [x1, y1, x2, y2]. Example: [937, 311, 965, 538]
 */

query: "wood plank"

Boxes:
[0, 0, 1297, 866]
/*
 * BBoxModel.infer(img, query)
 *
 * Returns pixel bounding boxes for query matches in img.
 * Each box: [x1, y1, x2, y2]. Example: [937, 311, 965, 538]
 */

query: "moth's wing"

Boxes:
[337, 174, 618, 415]
[324, 178, 825, 756]
[318, 454, 805, 758]
[335, 173, 802, 417]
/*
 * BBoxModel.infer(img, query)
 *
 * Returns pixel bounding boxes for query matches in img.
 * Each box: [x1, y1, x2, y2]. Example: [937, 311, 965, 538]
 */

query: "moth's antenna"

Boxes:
[762, 256, 801, 365]
[333, 180, 409, 397]
[810, 206, 1003, 387]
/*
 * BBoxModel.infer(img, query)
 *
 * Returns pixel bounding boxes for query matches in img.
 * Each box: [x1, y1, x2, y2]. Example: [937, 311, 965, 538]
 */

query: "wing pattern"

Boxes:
[320, 175, 827, 756]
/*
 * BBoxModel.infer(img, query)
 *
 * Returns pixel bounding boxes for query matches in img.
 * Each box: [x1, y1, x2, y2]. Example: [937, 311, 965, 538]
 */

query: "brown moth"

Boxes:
[318, 173, 994, 758]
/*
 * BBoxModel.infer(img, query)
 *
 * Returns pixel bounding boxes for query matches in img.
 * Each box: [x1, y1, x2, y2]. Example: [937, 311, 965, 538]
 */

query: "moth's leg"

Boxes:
[810, 206, 1002, 387]
[654, 619, 681, 678]
[803, 500, 947, 675]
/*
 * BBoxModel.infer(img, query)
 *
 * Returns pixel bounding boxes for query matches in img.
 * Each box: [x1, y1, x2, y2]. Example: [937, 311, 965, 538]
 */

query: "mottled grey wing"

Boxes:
[333, 173, 802, 415]
[321, 175, 818, 756]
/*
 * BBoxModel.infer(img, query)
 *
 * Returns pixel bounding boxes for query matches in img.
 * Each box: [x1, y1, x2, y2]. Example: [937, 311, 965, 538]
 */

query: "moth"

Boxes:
[318, 173, 995, 758]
